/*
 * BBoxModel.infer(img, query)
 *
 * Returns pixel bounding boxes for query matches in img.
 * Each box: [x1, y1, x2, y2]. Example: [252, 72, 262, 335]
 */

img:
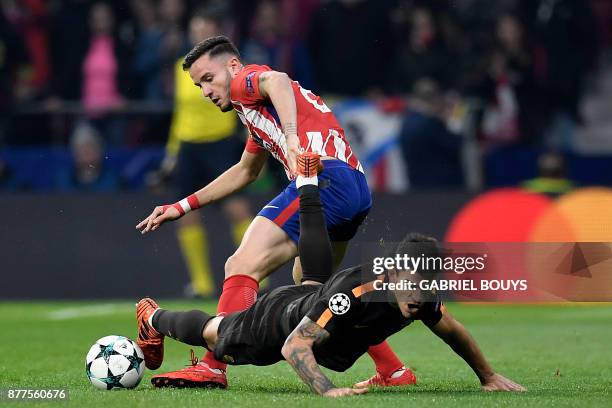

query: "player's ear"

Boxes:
[227, 57, 241, 74]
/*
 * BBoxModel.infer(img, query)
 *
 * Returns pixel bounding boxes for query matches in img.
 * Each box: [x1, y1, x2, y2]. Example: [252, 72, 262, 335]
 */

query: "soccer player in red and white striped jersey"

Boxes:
[136, 36, 412, 389]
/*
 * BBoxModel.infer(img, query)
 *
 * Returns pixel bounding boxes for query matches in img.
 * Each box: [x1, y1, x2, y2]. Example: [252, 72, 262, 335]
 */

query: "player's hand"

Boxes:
[322, 387, 368, 397]
[135, 205, 181, 235]
[481, 373, 526, 392]
[286, 133, 300, 177]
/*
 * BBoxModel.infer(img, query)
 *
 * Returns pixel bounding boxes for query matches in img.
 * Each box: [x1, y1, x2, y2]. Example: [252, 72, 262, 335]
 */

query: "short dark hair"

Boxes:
[182, 35, 240, 71]
[395, 233, 441, 265]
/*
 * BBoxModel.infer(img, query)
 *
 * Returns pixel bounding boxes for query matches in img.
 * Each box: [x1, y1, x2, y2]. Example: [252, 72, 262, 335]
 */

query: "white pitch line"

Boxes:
[46, 304, 130, 320]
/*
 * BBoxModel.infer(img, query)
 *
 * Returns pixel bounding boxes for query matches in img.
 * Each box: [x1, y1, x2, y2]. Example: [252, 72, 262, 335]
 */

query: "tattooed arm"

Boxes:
[281, 317, 368, 397]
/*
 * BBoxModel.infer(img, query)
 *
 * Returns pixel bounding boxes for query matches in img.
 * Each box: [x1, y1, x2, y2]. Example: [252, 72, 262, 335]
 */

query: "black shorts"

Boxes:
[175, 137, 242, 198]
[213, 285, 318, 366]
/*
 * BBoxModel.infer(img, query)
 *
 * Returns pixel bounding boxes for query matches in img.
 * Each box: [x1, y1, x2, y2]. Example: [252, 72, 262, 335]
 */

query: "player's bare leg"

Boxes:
[291, 257, 303, 285]
[201, 315, 223, 349]
[222, 198, 270, 288]
[224, 215, 298, 282]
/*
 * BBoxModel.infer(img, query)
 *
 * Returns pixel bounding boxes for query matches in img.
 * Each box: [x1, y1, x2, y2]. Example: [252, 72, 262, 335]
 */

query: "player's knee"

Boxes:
[224, 252, 263, 280]
[224, 254, 243, 277]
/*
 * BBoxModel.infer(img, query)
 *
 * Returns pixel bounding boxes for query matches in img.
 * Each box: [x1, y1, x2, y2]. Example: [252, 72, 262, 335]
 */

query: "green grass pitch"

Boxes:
[1, 301, 611, 407]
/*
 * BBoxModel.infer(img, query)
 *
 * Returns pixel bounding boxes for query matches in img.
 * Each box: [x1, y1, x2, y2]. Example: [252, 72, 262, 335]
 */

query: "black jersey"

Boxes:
[214, 265, 443, 371]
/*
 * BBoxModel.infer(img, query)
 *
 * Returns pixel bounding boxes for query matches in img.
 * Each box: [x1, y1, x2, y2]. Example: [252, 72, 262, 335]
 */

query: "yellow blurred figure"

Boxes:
[166, 59, 237, 153]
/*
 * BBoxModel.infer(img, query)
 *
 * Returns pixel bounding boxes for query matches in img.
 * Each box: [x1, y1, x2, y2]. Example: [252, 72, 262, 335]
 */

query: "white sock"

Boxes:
[296, 175, 318, 189]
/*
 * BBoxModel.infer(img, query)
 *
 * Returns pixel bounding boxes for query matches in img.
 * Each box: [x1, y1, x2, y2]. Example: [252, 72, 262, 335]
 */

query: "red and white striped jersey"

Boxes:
[230, 64, 363, 180]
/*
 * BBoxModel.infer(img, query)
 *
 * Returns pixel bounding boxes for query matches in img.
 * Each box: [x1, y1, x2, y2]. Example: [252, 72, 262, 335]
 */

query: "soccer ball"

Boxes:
[85, 335, 145, 390]
[329, 293, 351, 315]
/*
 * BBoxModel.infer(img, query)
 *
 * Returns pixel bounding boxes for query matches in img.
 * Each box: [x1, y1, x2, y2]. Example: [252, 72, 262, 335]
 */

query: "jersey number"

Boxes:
[306, 130, 347, 161]
[299, 85, 331, 113]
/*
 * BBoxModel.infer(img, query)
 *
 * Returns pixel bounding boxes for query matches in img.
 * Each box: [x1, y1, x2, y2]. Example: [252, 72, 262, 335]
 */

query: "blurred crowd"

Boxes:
[1, 0, 611, 191]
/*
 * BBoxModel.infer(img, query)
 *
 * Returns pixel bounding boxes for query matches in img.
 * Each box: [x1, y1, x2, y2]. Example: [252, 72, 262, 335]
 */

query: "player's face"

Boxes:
[189, 53, 241, 112]
[388, 269, 426, 319]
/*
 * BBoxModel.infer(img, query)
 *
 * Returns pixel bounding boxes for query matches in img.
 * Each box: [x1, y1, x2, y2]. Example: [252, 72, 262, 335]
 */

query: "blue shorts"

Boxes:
[258, 160, 372, 243]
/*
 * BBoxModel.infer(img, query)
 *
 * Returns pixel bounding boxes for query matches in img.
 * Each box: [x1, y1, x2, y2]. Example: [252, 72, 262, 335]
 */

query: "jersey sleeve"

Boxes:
[230, 65, 270, 105]
[306, 290, 363, 337]
[244, 134, 264, 154]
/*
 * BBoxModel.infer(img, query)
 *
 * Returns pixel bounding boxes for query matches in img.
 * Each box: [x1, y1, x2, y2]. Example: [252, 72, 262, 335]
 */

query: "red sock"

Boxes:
[201, 274, 259, 370]
[367, 341, 404, 377]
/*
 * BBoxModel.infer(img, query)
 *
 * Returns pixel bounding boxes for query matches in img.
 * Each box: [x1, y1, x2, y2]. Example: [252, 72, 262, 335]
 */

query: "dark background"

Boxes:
[0, 191, 471, 299]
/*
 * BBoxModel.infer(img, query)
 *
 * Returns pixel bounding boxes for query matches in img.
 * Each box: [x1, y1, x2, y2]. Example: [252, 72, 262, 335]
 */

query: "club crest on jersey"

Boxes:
[246, 72, 256, 94]
[222, 354, 235, 363]
[329, 293, 351, 315]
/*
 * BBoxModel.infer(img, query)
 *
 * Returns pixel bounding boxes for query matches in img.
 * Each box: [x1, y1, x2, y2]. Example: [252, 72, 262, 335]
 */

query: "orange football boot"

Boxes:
[136, 298, 164, 370]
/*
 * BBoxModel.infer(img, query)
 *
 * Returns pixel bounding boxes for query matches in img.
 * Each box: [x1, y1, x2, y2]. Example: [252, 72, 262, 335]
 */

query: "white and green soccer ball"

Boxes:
[85, 335, 145, 390]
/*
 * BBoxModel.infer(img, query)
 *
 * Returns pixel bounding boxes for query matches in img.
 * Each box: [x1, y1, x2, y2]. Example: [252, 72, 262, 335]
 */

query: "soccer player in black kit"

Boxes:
[136, 153, 525, 397]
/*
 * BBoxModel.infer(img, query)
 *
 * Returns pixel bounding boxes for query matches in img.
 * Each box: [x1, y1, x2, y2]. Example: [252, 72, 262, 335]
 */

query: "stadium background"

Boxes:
[1, 2, 611, 407]
[1, 0, 612, 299]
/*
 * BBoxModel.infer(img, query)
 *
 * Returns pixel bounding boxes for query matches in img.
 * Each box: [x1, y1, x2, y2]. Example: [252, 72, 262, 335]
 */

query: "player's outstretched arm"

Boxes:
[257, 71, 300, 177]
[282, 317, 368, 397]
[136, 149, 267, 234]
[428, 310, 526, 392]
